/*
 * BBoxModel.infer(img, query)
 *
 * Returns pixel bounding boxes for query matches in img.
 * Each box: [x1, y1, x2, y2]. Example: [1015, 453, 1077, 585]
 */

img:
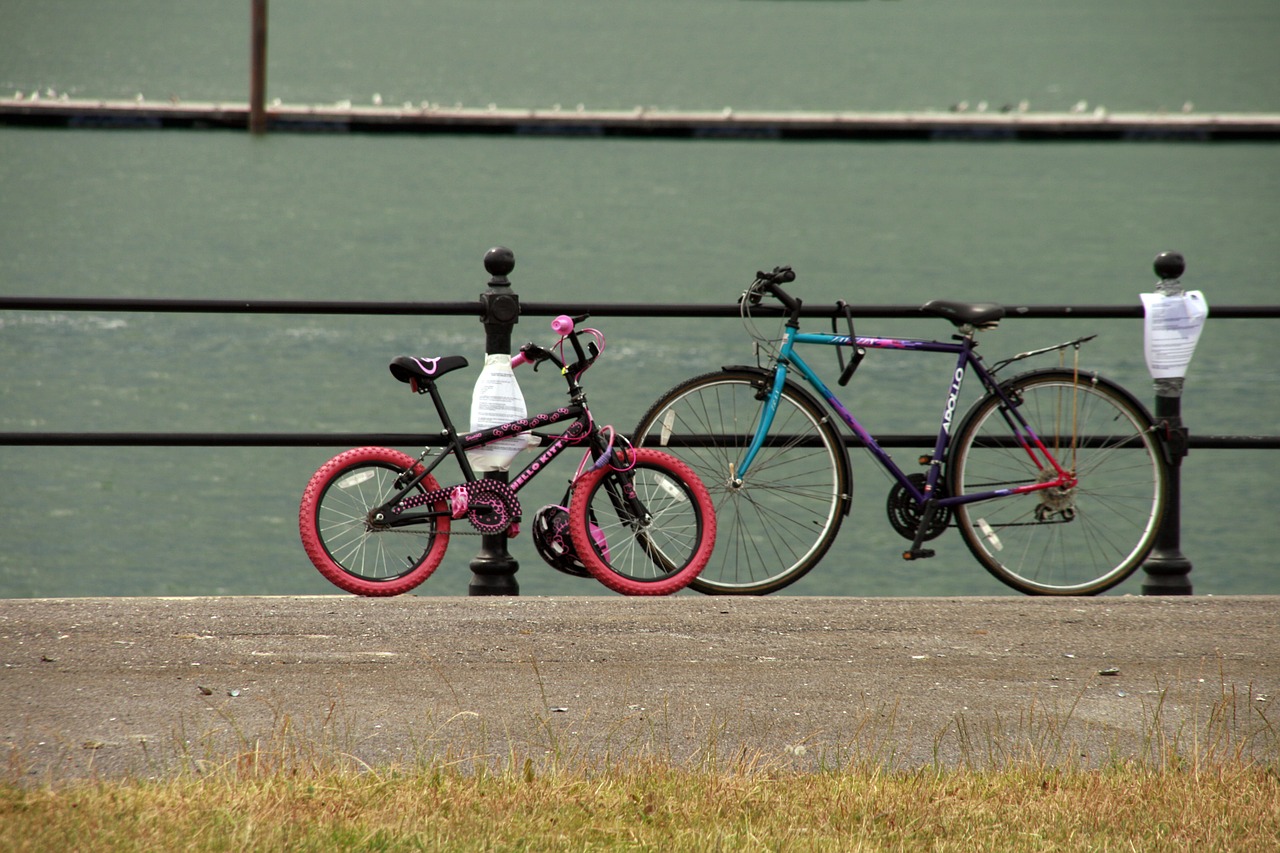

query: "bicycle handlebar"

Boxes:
[745, 266, 864, 381]
[745, 265, 803, 320]
[756, 266, 796, 286]
[513, 314, 600, 381]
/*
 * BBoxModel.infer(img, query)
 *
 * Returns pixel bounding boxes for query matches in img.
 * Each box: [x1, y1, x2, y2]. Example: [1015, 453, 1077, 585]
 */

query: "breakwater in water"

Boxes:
[4, 97, 1279, 142]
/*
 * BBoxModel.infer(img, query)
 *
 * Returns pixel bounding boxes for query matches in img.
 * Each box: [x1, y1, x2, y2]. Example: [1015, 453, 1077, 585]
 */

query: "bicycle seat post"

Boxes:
[469, 246, 522, 596]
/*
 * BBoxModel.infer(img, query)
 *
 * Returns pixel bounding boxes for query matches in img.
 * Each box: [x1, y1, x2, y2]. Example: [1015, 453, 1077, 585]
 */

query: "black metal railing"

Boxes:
[3, 295, 1277, 453]
[4, 291, 1280, 596]
[3, 294, 1278, 319]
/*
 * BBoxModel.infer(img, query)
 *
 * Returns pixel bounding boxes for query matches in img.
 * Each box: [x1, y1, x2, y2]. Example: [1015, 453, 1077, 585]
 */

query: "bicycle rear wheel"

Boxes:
[299, 446, 451, 596]
[949, 370, 1166, 595]
[568, 449, 716, 596]
[631, 369, 850, 595]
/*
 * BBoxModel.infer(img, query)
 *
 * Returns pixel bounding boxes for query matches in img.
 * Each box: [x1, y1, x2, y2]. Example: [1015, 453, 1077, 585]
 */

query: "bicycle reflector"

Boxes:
[532, 505, 609, 578]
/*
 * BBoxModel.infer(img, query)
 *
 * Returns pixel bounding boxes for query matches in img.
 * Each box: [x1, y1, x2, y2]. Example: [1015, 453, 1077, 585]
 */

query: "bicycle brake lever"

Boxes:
[517, 342, 556, 371]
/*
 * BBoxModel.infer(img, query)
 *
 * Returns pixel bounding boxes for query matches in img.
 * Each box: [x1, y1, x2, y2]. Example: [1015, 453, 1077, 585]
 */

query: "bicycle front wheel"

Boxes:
[568, 448, 716, 595]
[949, 370, 1166, 595]
[631, 370, 850, 595]
[299, 446, 451, 596]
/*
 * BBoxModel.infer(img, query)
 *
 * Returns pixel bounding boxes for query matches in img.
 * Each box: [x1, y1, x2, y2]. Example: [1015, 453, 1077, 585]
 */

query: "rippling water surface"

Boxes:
[2, 2, 1277, 597]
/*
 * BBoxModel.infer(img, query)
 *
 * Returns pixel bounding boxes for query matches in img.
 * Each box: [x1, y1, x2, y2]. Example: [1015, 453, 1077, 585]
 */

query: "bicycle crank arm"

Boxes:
[902, 500, 943, 560]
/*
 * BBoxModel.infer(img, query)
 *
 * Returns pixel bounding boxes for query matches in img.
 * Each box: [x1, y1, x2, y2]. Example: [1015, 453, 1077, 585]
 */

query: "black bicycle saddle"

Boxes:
[920, 300, 1005, 329]
[389, 355, 470, 386]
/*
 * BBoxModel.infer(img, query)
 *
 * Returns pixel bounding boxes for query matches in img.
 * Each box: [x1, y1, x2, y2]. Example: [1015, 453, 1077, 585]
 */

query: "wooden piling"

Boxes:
[249, 0, 268, 135]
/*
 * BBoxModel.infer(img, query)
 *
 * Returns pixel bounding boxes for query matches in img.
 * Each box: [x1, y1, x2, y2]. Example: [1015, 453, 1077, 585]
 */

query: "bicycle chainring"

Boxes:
[886, 473, 951, 541]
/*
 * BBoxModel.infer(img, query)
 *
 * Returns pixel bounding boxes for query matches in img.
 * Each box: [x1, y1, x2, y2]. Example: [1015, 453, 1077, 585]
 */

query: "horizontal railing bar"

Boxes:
[0, 296, 483, 316]
[1, 296, 1278, 320]
[2, 433, 1277, 449]
[644, 433, 1280, 451]
[2, 299, 1276, 451]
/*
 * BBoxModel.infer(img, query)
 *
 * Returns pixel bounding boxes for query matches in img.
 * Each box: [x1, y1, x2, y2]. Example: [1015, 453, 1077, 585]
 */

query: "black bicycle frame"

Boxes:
[376, 400, 593, 527]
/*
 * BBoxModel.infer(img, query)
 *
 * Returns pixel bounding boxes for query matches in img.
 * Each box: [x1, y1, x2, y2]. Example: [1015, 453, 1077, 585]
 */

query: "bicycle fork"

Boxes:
[588, 453, 692, 572]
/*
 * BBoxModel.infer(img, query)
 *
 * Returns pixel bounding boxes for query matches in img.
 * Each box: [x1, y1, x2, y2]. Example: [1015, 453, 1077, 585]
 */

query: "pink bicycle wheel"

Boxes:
[299, 446, 450, 596]
[568, 448, 716, 595]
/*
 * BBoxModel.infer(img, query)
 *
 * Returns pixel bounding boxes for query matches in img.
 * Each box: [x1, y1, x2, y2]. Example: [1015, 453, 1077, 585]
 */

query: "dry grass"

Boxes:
[2, 758, 1277, 851]
[3, 679, 1276, 851]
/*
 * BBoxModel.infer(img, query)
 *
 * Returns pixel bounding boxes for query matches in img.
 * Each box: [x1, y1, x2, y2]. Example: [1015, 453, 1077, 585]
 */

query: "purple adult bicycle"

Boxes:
[632, 267, 1167, 596]
[300, 315, 716, 597]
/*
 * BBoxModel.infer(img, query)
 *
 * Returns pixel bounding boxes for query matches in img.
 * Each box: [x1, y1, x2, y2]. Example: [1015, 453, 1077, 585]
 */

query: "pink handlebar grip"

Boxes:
[551, 314, 575, 336]
[510, 351, 528, 368]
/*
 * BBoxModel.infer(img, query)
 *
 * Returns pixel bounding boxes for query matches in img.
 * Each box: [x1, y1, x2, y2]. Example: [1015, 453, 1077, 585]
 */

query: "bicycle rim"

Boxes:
[950, 372, 1166, 595]
[631, 371, 848, 594]
[300, 447, 450, 596]
[568, 449, 715, 595]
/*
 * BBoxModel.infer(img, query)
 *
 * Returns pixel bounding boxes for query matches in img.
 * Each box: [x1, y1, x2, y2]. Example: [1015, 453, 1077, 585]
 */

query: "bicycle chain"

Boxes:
[392, 478, 523, 536]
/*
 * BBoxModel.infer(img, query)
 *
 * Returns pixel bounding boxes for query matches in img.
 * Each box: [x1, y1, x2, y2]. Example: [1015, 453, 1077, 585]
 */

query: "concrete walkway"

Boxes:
[2, 595, 1276, 781]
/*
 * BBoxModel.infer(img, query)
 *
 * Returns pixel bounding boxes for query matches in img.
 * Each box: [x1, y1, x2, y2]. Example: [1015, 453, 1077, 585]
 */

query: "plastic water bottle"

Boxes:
[466, 352, 528, 472]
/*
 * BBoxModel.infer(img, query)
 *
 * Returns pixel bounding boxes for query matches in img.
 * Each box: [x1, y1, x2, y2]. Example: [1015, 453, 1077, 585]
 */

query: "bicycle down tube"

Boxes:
[377, 404, 588, 527]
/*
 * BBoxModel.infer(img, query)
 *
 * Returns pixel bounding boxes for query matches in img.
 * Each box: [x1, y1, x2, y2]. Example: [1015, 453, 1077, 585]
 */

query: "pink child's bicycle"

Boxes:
[300, 314, 716, 596]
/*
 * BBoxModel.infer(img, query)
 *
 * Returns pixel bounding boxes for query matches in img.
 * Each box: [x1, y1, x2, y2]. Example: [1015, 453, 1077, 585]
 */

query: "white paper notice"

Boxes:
[1141, 290, 1208, 379]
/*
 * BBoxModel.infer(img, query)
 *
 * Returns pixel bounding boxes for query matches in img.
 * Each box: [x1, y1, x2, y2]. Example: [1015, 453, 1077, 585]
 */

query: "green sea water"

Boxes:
[2, 2, 1277, 597]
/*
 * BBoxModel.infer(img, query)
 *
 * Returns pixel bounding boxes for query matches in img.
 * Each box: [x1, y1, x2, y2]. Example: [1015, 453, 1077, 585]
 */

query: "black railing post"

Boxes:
[1141, 251, 1194, 595]
[468, 247, 522, 596]
[249, 0, 268, 135]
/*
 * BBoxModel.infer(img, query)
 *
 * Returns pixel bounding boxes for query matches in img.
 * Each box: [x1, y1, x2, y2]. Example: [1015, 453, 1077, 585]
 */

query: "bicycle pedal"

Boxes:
[902, 548, 936, 561]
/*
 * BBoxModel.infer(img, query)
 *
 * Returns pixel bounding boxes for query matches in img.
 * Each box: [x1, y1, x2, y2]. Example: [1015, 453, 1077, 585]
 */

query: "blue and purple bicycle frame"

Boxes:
[738, 323, 1078, 516]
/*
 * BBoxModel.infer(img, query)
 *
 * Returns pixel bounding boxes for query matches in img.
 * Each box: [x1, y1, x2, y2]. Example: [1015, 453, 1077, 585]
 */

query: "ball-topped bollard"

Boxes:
[480, 246, 519, 352]
[484, 245, 515, 279]
[1153, 251, 1186, 285]
[470, 246, 522, 596]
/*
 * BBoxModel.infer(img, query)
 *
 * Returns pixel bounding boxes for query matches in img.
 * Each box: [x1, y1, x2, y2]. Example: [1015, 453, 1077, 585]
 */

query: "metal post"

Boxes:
[468, 247, 521, 596]
[1141, 251, 1193, 595]
[249, 0, 268, 135]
